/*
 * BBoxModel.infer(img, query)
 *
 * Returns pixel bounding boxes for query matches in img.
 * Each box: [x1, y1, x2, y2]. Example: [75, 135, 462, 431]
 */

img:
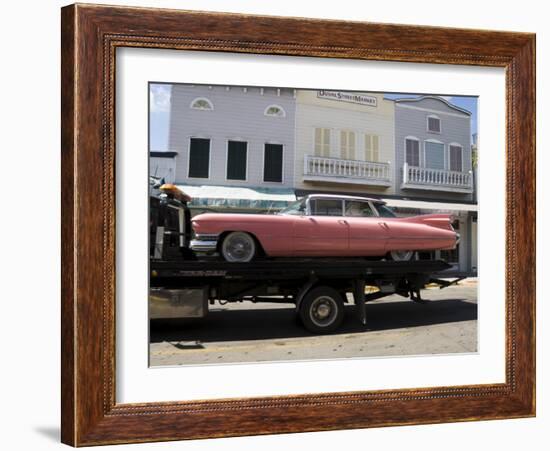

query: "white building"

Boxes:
[294, 90, 395, 196]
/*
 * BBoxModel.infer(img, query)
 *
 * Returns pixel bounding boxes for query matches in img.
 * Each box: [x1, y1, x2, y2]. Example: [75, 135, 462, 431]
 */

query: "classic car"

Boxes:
[190, 194, 459, 262]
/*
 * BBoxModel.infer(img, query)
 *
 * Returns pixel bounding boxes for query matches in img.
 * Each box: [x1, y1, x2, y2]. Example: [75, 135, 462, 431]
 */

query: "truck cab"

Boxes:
[149, 184, 194, 260]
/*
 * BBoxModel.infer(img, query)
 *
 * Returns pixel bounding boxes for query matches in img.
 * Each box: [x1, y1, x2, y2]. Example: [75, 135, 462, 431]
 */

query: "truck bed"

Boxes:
[150, 258, 451, 287]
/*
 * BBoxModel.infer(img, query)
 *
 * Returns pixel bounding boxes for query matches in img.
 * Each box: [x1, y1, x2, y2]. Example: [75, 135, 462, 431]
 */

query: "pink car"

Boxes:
[190, 194, 459, 262]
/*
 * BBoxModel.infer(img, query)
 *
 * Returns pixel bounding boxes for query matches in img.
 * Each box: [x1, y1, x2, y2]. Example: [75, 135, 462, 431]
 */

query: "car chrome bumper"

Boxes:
[190, 234, 219, 252]
[455, 232, 461, 245]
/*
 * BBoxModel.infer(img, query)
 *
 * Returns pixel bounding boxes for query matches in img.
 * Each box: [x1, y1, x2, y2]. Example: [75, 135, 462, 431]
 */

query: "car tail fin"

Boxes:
[400, 214, 453, 231]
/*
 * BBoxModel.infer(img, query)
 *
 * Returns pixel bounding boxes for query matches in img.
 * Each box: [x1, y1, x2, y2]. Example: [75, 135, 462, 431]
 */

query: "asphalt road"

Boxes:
[149, 280, 478, 366]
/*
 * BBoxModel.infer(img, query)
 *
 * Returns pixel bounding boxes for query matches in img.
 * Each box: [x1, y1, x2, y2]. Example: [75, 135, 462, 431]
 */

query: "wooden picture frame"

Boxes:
[61, 3, 535, 446]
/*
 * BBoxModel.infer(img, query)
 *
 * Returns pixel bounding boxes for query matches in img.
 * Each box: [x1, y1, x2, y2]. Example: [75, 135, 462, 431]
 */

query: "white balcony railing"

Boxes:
[303, 155, 391, 186]
[402, 162, 473, 193]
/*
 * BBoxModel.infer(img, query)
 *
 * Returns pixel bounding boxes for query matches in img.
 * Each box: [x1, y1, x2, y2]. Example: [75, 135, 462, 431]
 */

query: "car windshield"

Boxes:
[374, 203, 397, 218]
[278, 199, 306, 215]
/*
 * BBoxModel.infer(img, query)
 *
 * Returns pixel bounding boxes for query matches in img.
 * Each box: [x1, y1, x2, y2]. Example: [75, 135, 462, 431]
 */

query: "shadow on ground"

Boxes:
[150, 298, 477, 344]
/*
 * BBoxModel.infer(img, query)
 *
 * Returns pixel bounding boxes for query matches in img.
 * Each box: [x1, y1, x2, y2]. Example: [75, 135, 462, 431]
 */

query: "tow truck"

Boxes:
[150, 185, 462, 333]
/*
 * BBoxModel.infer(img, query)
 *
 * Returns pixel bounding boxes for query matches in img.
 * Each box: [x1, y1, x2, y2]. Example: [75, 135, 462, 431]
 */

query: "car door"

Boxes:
[343, 200, 387, 256]
[293, 198, 349, 256]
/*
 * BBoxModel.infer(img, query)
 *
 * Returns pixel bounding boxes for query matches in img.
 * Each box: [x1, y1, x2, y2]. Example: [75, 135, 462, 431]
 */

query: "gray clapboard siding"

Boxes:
[169, 85, 296, 188]
[394, 97, 473, 201]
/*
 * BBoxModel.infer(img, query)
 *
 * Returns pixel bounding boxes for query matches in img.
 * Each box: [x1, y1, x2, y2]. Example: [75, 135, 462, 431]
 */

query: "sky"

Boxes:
[149, 84, 172, 152]
[149, 84, 478, 151]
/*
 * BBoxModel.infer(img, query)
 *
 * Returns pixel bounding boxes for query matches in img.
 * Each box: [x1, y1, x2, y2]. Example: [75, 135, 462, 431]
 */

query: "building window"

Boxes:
[427, 115, 441, 133]
[226, 141, 247, 181]
[365, 134, 379, 162]
[340, 130, 356, 160]
[190, 97, 214, 110]
[425, 141, 445, 170]
[405, 138, 420, 166]
[314, 128, 331, 157]
[264, 144, 283, 182]
[188, 138, 210, 178]
[264, 105, 286, 117]
[449, 144, 463, 172]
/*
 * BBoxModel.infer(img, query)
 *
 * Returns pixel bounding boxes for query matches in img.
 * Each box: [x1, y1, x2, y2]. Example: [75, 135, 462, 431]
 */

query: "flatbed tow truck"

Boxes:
[149, 185, 463, 333]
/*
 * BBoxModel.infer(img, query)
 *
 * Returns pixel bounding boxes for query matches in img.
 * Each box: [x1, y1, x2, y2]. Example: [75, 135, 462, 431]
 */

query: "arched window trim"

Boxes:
[190, 97, 214, 110]
[264, 104, 286, 118]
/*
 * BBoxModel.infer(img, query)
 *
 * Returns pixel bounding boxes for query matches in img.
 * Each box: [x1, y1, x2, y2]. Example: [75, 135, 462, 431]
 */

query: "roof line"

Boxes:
[392, 95, 472, 116]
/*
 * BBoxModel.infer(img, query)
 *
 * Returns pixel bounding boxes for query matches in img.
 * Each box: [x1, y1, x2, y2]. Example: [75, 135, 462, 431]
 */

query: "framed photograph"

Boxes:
[61, 3, 535, 446]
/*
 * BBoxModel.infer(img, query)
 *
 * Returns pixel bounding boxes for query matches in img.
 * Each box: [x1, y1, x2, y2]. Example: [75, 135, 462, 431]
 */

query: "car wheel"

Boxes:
[388, 250, 416, 261]
[299, 286, 344, 334]
[221, 232, 257, 262]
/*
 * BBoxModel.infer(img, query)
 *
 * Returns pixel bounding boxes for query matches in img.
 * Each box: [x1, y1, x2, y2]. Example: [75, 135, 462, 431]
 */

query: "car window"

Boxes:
[310, 199, 343, 216]
[374, 203, 397, 218]
[278, 199, 305, 215]
[345, 201, 375, 217]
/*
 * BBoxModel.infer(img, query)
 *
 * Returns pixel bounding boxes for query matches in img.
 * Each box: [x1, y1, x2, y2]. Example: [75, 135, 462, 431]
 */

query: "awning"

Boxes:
[382, 198, 478, 212]
[176, 185, 296, 210]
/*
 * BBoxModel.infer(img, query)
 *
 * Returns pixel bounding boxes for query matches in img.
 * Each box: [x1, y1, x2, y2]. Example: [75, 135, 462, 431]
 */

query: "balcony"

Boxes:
[303, 155, 391, 187]
[401, 162, 473, 193]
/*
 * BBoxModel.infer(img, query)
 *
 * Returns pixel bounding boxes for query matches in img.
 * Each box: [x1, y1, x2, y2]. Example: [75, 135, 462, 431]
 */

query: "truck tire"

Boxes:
[299, 286, 345, 334]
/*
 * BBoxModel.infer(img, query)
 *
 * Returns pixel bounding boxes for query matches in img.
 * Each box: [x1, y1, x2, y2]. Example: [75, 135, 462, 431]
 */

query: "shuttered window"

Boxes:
[340, 130, 356, 160]
[449, 145, 463, 171]
[226, 141, 247, 180]
[264, 144, 283, 183]
[365, 134, 379, 161]
[405, 138, 420, 167]
[425, 141, 445, 169]
[188, 138, 210, 178]
[314, 128, 331, 157]
[427, 115, 441, 133]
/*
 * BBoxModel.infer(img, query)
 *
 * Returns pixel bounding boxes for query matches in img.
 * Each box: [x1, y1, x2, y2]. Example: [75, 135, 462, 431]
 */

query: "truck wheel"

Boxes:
[221, 231, 257, 262]
[299, 286, 344, 334]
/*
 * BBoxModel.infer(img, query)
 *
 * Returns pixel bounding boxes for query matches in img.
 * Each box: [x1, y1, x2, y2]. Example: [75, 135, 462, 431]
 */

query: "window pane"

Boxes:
[365, 134, 378, 162]
[264, 144, 283, 182]
[191, 99, 212, 110]
[227, 141, 247, 180]
[345, 201, 375, 217]
[314, 130, 321, 156]
[266, 106, 284, 117]
[315, 128, 328, 157]
[341, 131, 355, 160]
[188, 138, 210, 178]
[375, 204, 397, 218]
[425, 141, 445, 169]
[365, 134, 372, 160]
[310, 199, 342, 216]
[428, 116, 441, 132]
[450, 145, 463, 171]
[323, 129, 330, 157]
[405, 139, 420, 166]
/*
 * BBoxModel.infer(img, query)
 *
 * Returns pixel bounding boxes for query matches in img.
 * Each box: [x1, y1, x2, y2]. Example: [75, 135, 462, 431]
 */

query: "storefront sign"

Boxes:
[317, 90, 377, 107]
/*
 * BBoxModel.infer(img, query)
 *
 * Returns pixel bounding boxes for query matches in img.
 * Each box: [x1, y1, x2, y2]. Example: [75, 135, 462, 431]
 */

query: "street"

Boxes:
[149, 280, 477, 366]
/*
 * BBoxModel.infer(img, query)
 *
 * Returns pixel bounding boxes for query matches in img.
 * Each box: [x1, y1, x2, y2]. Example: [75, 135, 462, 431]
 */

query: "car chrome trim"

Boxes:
[190, 240, 218, 252]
